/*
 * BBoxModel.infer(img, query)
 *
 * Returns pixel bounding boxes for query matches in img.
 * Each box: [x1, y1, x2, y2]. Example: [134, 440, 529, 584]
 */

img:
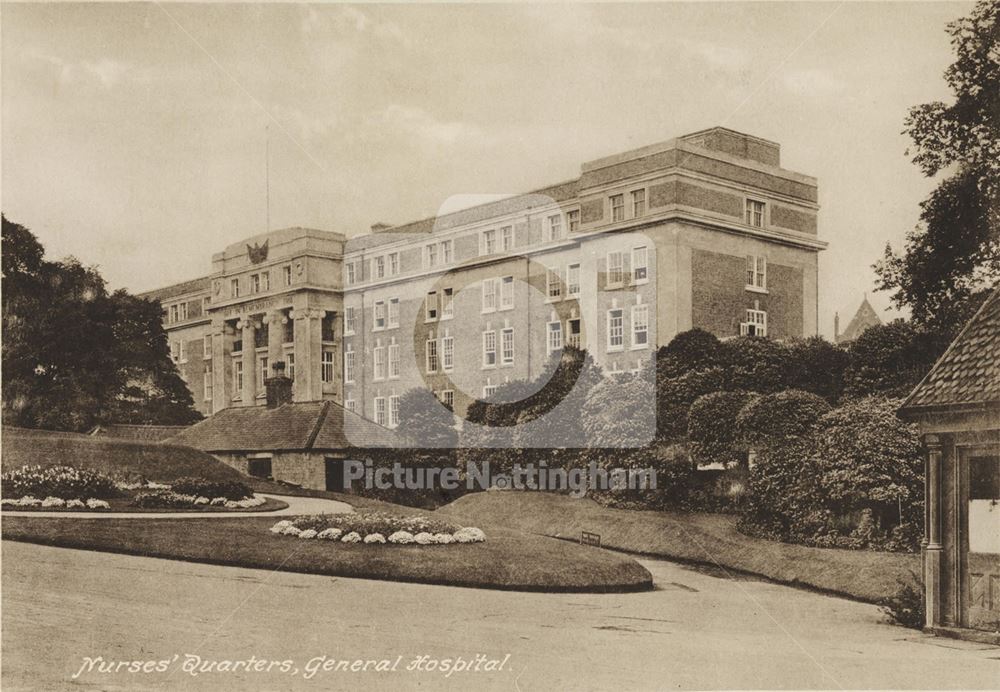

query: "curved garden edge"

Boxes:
[0, 515, 653, 594]
[0, 496, 290, 517]
[435, 492, 921, 604]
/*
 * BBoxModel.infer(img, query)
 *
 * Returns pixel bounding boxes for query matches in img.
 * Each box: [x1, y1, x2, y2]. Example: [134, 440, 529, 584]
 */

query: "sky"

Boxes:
[1, 2, 971, 338]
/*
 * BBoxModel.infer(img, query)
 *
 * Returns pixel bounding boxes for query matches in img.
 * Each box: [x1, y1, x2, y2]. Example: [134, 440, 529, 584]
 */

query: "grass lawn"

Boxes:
[1, 515, 653, 593]
[2, 496, 288, 513]
[435, 491, 921, 603]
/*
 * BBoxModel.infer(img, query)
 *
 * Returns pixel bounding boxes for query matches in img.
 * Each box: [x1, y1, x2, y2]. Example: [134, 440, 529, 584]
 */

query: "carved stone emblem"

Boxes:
[247, 240, 269, 264]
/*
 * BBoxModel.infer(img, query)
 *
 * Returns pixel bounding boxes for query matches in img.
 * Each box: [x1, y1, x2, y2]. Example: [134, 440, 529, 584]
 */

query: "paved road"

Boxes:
[1, 494, 351, 519]
[2, 542, 998, 691]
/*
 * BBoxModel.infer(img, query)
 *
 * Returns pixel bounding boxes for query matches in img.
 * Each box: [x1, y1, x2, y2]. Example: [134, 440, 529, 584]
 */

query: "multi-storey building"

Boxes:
[143, 127, 826, 422]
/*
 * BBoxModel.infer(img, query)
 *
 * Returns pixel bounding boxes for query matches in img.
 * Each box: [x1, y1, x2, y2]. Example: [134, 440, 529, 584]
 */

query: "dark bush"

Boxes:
[132, 490, 196, 508]
[688, 390, 756, 467]
[170, 476, 253, 501]
[736, 389, 831, 451]
[880, 574, 925, 629]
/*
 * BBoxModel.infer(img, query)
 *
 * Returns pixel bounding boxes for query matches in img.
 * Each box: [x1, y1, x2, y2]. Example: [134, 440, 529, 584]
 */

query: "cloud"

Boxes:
[782, 67, 844, 97]
[300, 5, 409, 47]
[32, 52, 145, 90]
[380, 104, 486, 146]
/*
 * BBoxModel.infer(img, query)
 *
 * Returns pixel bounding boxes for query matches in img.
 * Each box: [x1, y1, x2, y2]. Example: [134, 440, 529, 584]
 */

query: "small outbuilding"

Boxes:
[168, 363, 397, 491]
[899, 287, 1000, 641]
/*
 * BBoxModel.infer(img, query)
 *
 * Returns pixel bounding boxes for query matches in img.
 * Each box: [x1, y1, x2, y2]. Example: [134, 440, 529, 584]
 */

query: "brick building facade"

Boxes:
[143, 127, 826, 422]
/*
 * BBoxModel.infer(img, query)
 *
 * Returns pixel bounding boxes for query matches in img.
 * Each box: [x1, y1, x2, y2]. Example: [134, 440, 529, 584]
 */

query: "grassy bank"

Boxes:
[436, 492, 920, 603]
[2, 515, 653, 593]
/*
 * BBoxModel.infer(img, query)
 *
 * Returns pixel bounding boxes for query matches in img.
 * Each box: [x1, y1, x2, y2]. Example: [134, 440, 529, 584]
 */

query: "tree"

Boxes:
[875, 1, 1000, 335]
[843, 320, 947, 399]
[687, 390, 756, 467]
[720, 336, 788, 393]
[784, 336, 850, 404]
[2, 216, 201, 431]
[393, 388, 457, 449]
[736, 389, 831, 451]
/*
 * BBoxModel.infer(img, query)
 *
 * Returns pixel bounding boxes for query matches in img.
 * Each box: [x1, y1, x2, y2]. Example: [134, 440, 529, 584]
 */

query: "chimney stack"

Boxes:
[265, 361, 293, 409]
[834, 312, 840, 343]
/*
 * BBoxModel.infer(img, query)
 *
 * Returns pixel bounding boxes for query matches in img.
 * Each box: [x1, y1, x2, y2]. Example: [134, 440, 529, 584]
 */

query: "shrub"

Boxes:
[688, 390, 757, 467]
[1, 465, 119, 500]
[720, 336, 789, 393]
[880, 574, 925, 629]
[736, 390, 831, 451]
[292, 510, 461, 537]
[170, 477, 253, 501]
[132, 490, 197, 508]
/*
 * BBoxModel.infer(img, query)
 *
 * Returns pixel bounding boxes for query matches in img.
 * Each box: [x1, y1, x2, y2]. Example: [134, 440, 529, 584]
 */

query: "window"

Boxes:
[547, 214, 563, 241]
[567, 318, 582, 348]
[440, 240, 453, 264]
[233, 360, 244, 396]
[346, 262, 357, 285]
[567, 209, 580, 233]
[388, 342, 400, 378]
[203, 334, 213, 359]
[483, 330, 497, 367]
[610, 194, 624, 222]
[426, 338, 438, 373]
[567, 263, 581, 296]
[440, 390, 455, 409]
[483, 382, 498, 398]
[283, 265, 292, 286]
[500, 276, 514, 310]
[441, 289, 454, 319]
[231, 278, 240, 298]
[345, 306, 356, 335]
[741, 309, 768, 337]
[251, 274, 261, 294]
[344, 344, 355, 383]
[632, 304, 649, 348]
[501, 328, 514, 365]
[286, 352, 295, 379]
[202, 296, 211, 312]
[632, 189, 646, 217]
[482, 229, 497, 255]
[547, 321, 563, 354]
[501, 226, 513, 252]
[232, 333, 243, 354]
[345, 398, 356, 413]
[425, 291, 438, 321]
[374, 255, 385, 279]
[254, 324, 268, 350]
[425, 244, 438, 268]
[283, 318, 294, 344]
[547, 269, 562, 301]
[746, 255, 767, 290]
[321, 349, 335, 383]
[179, 303, 188, 321]
[261, 272, 270, 292]
[388, 252, 399, 276]
[607, 308, 624, 351]
[373, 343, 386, 381]
[746, 199, 765, 228]
[203, 362, 213, 401]
[389, 395, 400, 428]
[442, 335, 455, 371]
[482, 279, 497, 313]
[373, 301, 387, 330]
[388, 298, 400, 328]
[374, 397, 386, 426]
[168, 304, 178, 323]
[321, 314, 335, 342]
[607, 252, 624, 287]
[632, 246, 648, 283]
[259, 356, 269, 392]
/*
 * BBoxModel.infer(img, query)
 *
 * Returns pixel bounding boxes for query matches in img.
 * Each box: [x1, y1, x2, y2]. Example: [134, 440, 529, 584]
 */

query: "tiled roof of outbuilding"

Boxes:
[166, 401, 398, 452]
[901, 286, 1000, 411]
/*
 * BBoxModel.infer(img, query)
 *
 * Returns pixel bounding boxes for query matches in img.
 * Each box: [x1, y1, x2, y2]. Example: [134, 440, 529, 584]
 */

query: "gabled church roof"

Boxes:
[900, 286, 1000, 412]
[166, 401, 399, 453]
[836, 296, 881, 344]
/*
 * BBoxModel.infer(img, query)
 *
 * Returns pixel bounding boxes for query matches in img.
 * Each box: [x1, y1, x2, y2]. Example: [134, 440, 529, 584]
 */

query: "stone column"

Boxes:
[924, 433, 943, 630]
[239, 318, 257, 406]
[291, 307, 323, 402]
[210, 318, 230, 414]
[266, 310, 285, 371]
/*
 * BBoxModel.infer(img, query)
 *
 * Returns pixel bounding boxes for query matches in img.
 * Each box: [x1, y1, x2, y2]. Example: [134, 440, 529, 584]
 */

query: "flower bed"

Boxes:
[1, 465, 119, 500]
[269, 511, 486, 545]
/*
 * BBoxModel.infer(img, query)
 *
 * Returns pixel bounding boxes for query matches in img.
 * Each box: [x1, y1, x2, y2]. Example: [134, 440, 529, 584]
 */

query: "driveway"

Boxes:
[0, 494, 351, 519]
[2, 542, 997, 690]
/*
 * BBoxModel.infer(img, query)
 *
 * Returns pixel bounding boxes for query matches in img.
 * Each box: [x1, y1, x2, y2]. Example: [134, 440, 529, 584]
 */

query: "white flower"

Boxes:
[66, 499, 85, 509]
[317, 528, 342, 540]
[224, 500, 240, 508]
[363, 533, 386, 544]
[298, 529, 318, 539]
[413, 532, 436, 545]
[18, 496, 41, 507]
[42, 496, 66, 507]
[341, 531, 362, 543]
[388, 531, 414, 544]
[453, 527, 486, 543]
[194, 496, 210, 505]
[282, 525, 302, 536]
[210, 497, 228, 506]
[270, 520, 293, 533]
[433, 533, 454, 544]
[147, 482, 170, 489]
[86, 498, 110, 510]
[1, 498, 17, 507]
